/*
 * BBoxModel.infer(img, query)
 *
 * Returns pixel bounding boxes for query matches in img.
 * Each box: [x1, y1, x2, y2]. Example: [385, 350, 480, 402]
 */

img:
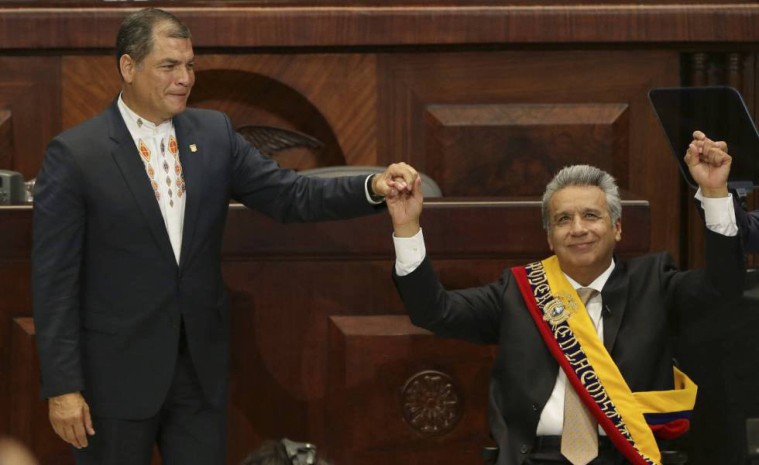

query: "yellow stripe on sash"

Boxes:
[633, 368, 697, 415]
[542, 256, 661, 464]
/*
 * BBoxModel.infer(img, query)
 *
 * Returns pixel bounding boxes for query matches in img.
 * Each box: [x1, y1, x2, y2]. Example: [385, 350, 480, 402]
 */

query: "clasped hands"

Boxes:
[373, 162, 424, 237]
[371, 162, 418, 199]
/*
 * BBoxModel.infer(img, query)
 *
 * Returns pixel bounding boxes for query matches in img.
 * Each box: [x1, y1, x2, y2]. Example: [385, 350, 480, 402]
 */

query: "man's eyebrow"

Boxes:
[159, 58, 193, 65]
[552, 207, 603, 217]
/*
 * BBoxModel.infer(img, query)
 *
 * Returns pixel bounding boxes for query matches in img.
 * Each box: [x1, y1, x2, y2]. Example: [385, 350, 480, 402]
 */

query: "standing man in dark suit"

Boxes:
[32, 8, 418, 465]
[387, 140, 744, 464]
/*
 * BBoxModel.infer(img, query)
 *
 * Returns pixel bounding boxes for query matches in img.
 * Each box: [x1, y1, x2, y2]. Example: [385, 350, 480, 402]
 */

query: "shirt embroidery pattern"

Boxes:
[138, 139, 160, 201]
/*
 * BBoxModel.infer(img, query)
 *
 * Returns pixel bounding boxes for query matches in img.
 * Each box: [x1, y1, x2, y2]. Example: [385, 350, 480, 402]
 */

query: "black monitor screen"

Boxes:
[649, 86, 759, 190]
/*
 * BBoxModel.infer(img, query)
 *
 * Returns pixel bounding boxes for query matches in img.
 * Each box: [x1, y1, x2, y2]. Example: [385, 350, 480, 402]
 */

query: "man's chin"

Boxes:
[557, 254, 598, 270]
[166, 104, 187, 119]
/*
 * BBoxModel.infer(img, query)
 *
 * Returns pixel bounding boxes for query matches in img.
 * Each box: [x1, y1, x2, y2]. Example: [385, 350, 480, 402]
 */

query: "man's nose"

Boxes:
[569, 215, 587, 234]
[176, 67, 192, 86]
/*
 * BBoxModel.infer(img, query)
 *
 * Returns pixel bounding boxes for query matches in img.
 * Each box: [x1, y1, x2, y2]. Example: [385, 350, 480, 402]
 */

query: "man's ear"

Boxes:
[614, 218, 622, 242]
[119, 54, 135, 83]
[547, 232, 554, 251]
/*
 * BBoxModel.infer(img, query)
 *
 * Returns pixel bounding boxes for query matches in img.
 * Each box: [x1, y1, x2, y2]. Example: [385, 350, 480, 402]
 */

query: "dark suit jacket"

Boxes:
[32, 102, 381, 419]
[393, 231, 744, 465]
[734, 202, 759, 253]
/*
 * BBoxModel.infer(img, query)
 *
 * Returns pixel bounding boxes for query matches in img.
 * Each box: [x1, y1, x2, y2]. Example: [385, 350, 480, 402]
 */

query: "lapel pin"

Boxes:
[189, 144, 197, 152]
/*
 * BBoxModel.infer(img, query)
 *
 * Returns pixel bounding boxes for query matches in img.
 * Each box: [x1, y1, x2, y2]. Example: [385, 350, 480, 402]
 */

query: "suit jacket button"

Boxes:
[520, 444, 529, 454]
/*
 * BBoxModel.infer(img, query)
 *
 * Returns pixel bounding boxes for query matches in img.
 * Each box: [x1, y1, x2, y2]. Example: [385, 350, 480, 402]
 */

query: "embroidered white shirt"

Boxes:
[117, 95, 186, 264]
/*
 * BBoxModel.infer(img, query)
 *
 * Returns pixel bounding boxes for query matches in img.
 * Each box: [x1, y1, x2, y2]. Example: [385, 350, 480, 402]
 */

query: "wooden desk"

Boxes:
[0, 199, 649, 464]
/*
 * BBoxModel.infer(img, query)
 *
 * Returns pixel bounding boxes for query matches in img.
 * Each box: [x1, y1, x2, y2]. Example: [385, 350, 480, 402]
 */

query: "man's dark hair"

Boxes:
[115, 8, 191, 76]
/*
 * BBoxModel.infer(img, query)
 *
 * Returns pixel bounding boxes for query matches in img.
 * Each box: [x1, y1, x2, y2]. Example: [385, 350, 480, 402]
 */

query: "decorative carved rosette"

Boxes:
[400, 369, 462, 436]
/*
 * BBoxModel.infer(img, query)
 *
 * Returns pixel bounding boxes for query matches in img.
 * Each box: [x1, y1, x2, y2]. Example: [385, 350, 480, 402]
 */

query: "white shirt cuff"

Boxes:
[695, 188, 738, 237]
[393, 228, 426, 276]
[365, 174, 385, 205]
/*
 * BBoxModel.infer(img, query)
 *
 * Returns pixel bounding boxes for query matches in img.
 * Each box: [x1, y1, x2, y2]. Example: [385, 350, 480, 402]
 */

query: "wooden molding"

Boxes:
[2, 4, 759, 49]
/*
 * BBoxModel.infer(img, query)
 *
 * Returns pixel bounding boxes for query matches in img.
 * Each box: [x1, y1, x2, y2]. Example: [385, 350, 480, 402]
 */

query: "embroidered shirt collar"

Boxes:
[117, 94, 173, 137]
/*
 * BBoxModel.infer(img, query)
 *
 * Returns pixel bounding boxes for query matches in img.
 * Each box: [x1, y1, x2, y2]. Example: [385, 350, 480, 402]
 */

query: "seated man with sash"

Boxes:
[387, 134, 745, 465]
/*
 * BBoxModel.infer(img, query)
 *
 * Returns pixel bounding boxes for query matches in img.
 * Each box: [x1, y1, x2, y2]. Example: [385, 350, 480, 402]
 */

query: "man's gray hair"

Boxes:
[541, 164, 621, 230]
[116, 8, 191, 76]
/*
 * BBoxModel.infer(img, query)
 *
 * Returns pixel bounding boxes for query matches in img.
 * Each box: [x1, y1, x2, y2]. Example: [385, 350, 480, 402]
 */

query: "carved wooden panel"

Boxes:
[0, 110, 12, 169]
[378, 50, 680, 257]
[61, 54, 377, 170]
[223, 259, 407, 464]
[192, 54, 377, 168]
[0, 209, 33, 435]
[0, 57, 61, 179]
[61, 55, 119, 131]
[424, 103, 628, 196]
[326, 315, 494, 465]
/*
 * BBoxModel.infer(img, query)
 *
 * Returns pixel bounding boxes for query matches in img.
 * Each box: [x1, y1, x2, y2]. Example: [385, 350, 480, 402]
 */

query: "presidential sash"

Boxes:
[512, 256, 697, 465]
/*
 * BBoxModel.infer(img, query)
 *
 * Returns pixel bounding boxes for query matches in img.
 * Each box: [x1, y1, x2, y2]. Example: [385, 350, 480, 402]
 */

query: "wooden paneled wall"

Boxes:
[0, 4, 757, 259]
[0, 2, 758, 465]
[4, 49, 682, 252]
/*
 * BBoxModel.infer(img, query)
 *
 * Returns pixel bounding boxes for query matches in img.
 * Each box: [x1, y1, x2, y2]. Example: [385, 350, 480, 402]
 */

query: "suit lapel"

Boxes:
[600, 258, 629, 354]
[106, 103, 177, 266]
[174, 114, 201, 270]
